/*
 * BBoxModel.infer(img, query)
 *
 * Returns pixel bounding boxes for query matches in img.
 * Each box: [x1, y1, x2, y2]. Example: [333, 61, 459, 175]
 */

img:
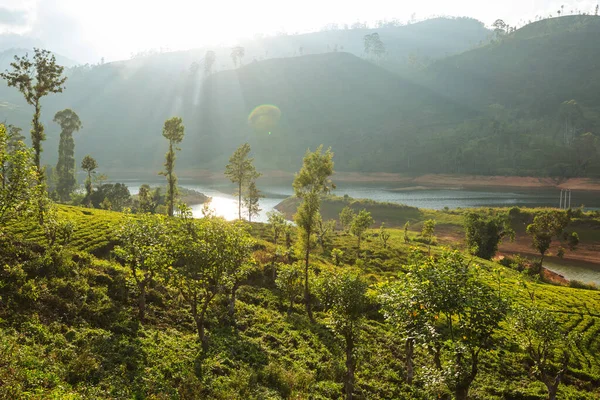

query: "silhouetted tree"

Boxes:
[53, 109, 82, 202]
[225, 143, 260, 220]
[159, 117, 185, 217]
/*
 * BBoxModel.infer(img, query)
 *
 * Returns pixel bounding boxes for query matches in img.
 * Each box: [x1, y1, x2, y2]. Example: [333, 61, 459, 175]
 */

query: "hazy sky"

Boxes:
[0, 0, 598, 63]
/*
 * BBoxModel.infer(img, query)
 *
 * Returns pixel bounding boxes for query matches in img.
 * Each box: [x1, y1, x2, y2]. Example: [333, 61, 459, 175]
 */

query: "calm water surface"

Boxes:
[123, 179, 600, 221]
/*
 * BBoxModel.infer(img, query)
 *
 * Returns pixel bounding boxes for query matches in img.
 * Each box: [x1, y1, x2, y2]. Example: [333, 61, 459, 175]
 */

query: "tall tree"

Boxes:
[0, 48, 67, 182]
[293, 145, 335, 320]
[160, 117, 185, 217]
[242, 179, 262, 222]
[421, 219, 436, 254]
[267, 210, 286, 244]
[53, 109, 82, 202]
[81, 155, 98, 201]
[224, 143, 260, 220]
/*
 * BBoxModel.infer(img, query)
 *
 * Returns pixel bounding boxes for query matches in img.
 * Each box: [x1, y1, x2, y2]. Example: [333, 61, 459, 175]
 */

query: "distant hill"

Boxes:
[423, 15, 600, 119]
[0, 48, 78, 71]
[2, 16, 600, 178]
[0, 51, 473, 173]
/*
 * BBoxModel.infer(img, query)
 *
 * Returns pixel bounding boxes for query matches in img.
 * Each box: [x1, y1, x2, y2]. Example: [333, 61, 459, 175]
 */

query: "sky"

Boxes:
[0, 0, 598, 63]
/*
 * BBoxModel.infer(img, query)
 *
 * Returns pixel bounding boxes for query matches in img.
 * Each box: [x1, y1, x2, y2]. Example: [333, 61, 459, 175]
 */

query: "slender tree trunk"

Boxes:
[167, 142, 175, 217]
[238, 181, 242, 220]
[304, 228, 313, 321]
[455, 386, 469, 400]
[345, 336, 355, 400]
[405, 337, 415, 384]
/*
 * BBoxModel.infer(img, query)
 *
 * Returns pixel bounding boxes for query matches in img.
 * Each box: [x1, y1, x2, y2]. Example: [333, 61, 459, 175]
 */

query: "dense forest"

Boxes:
[1, 15, 600, 177]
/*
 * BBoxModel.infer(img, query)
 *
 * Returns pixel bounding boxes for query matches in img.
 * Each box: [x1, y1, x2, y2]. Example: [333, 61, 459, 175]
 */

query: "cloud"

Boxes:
[0, 7, 27, 26]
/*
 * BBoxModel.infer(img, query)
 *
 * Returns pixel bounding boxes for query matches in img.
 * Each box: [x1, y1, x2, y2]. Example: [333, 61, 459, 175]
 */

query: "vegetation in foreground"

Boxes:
[1, 43, 600, 400]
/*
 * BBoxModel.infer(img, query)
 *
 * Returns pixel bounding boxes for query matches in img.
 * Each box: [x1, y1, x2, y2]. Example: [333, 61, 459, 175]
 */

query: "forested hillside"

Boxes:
[1, 16, 600, 177]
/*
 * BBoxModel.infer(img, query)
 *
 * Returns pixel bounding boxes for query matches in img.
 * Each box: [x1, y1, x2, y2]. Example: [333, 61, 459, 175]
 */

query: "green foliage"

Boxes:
[464, 211, 514, 259]
[379, 223, 391, 248]
[421, 219, 436, 253]
[225, 143, 260, 220]
[267, 210, 286, 244]
[293, 145, 335, 319]
[526, 210, 575, 266]
[349, 209, 374, 249]
[80, 155, 97, 200]
[242, 179, 263, 222]
[160, 116, 185, 217]
[114, 213, 171, 320]
[0, 48, 67, 176]
[275, 262, 304, 314]
[316, 269, 368, 399]
[513, 304, 575, 399]
[53, 109, 82, 202]
[339, 206, 355, 232]
[0, 123, 38, 229]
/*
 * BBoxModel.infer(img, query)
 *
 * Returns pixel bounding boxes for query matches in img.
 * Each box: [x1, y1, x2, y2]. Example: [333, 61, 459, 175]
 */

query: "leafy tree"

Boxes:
[421, 219, 436, 254]
[80, 155, 97, 201]
[315, 214, 336, 250]
[225, 143, 260, 220]
[223, 221, 255, 319]
[393, 250, 509, 399]
[379, 222, 391, 248]
[513, 304, 575, 400]
[90, 183, 132, 211]
[136, 184, 154, 213]
[293, 145, 335, 320]
[404, 221, 410, 243]
[331, 248, 344, 266]
[558, 100, 584, 145]
[0, 124, 38, 230]
[159, 117, 185, 217]
[0, 48, 67, 181]
[526, 211, 574, 268]
[242, 179, 262, 222]
[363, 33, 386, 59]
[114, 214, 170, 321]
[267, 210, 286, 244]
[350, 209, 373, 249]
[275, 262, 304, 315]
[53, 109, 82, 202]
[464, 211, 514, 259]
[204, 50, 216, 75]
[492, 19, 507, 38]
[171, 217, 246, 346]
[316, 270, 368, 400]
[339, 206, 355, 232]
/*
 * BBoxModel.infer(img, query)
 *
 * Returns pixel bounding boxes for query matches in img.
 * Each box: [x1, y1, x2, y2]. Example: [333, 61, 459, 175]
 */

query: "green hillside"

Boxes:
[2, 204, 600, 399]
[2, 17, 600, 177]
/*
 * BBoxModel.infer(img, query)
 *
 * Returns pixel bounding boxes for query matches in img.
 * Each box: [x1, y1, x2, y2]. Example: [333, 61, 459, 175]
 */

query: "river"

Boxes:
[122, 179, 600, 222]
[120, 179, 600, 285]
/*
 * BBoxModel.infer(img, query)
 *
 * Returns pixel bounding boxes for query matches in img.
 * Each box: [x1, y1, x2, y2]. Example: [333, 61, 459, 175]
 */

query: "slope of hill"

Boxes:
[0, 52, 474, 174]
[1, 204, 600, 399]
[424, 15, 600, 118]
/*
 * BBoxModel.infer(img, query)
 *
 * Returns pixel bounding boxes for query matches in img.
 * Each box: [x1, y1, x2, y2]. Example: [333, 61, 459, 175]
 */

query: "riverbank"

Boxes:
[107, 169, 600, 191]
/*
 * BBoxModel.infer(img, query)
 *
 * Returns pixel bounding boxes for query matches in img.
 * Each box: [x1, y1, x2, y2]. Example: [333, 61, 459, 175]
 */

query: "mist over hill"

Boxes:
[1, 16, 600, 177]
